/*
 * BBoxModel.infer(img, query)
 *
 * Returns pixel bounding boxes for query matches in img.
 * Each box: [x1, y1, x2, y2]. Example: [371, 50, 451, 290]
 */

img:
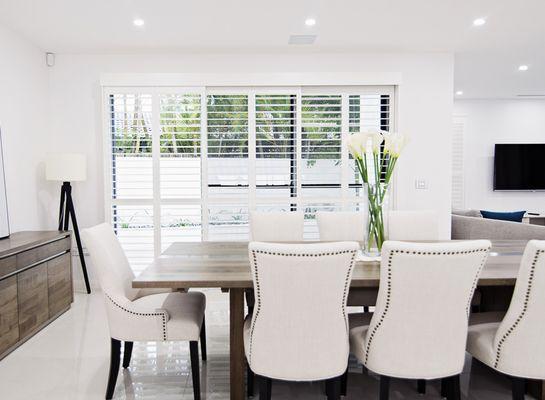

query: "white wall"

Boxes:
[0, 25, 51, 232]
[47, 52, 454, 238]
[454, 99, 545, 213]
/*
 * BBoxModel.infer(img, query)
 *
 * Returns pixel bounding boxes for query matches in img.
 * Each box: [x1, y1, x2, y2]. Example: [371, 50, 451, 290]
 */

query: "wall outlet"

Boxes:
[415, 178, 428, 190]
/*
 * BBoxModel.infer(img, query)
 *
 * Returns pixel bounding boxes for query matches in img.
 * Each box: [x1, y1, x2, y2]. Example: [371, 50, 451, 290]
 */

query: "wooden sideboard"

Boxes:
[0, 231, 72, 359]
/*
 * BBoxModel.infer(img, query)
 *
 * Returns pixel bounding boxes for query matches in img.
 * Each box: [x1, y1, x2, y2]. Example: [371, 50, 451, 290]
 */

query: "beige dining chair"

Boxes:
[245, 241, 359, 399]
[249, 211, 305, 241]
[316, 211, 366, 242]
[82, 223, 207, 400]
[467, 240, 545, 400]
[388, 210, 439, 240]
[348, 240, 491, 400]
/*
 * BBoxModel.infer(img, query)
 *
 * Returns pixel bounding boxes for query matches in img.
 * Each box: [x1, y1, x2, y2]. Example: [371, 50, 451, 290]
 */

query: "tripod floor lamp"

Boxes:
[46, 153, 91, 294]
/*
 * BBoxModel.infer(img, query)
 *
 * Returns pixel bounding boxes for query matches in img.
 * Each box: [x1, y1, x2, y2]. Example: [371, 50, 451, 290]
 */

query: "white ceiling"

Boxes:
[0, 0, 544, 98]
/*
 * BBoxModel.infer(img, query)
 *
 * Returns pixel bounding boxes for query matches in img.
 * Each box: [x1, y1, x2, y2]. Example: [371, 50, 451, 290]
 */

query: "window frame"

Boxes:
[102, 85, 396, 267]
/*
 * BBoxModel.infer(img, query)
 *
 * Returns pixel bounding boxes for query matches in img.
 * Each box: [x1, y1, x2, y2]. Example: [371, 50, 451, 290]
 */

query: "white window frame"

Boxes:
[102, 84, 396, 262]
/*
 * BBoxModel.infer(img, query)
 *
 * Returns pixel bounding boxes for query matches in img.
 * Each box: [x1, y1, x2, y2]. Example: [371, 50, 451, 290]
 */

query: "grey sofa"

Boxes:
[451, 210, 545, 240]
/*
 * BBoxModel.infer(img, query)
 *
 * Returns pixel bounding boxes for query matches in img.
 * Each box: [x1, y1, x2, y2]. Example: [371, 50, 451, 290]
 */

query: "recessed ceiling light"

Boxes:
[133, 18, 145, 27]
[455, 90, 464, 96]
[473, 18, 486, 26]
[305, 18, 316, 27]
[518, 65, 529, 71]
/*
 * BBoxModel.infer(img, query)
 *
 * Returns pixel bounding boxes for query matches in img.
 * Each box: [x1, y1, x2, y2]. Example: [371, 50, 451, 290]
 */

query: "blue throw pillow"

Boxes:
[480, 210, 526, 223]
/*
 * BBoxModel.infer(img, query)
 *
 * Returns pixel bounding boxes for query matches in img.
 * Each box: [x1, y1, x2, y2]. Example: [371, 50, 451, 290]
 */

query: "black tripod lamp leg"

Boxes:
[66, 190, 91, 294]
[58, 185, 66, 231]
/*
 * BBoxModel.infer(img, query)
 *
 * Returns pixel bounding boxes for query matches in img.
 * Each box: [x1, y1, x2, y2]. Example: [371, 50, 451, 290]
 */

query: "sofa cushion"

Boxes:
[480, 210, 526, 223]
[452, 209, 482, 218]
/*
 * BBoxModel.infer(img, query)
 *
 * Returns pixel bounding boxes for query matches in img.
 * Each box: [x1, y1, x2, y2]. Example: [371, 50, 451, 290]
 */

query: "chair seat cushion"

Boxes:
[467, 319, 501, 368]
[132, 291, 206, 341]
[348, 313, 373, 364]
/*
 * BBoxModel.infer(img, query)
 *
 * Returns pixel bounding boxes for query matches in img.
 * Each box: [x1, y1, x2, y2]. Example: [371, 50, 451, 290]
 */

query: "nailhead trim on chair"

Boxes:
[494, 249, 544, 369]
[363, 247, 490, 364]
[105, 294, 168, 341]
[247, 249, 357, 365]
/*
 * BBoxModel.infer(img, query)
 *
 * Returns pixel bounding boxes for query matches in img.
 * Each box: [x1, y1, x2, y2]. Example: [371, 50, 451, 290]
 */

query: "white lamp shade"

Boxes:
[45, 153, 87, 182]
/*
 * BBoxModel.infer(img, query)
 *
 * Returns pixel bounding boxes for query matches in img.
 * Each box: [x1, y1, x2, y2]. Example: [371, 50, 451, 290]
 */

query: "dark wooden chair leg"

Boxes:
[200, 318, 207, 361]
[449, 375, 461, 400]
[512, 377, 526, 400]
[247, 364, 254, 397]
[326, 376, 341, 400]
[106, 338, 121, 399]
[441, 377, 449, 398]
[380, 375, 390, 400]
[259, 376, 272, 400]
[122, 341, 133, 368]
[189, 341, 201, 400]
[417, 379, 426, 394]
[341, 368, 348, 396]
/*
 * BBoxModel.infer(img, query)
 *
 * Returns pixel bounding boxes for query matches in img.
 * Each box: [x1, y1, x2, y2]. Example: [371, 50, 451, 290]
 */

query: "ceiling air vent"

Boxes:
[288, 35, 317, 45]
[517, 94, 545, 98]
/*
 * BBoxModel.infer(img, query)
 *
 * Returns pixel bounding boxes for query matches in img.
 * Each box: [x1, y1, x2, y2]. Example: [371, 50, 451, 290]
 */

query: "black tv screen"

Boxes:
[494, 144, 545, 190]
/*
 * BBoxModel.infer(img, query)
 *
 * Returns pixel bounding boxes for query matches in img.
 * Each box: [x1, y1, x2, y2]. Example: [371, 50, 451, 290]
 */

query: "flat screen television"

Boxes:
[494, 144, 545, 191]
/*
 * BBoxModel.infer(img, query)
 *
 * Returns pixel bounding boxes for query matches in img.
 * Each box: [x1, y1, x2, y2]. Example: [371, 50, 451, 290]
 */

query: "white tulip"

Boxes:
[370, 131, 384, 154]
[384, 133, 407, 157]
[347, 132, 370, 159]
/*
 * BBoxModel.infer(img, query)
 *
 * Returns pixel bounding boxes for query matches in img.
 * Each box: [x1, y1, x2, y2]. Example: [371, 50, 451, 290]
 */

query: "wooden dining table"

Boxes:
[132, 240, 540, 400]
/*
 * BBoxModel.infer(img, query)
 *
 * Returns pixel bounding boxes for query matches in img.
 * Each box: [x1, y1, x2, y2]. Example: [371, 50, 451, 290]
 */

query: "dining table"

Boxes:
[132, 240, 543, 400]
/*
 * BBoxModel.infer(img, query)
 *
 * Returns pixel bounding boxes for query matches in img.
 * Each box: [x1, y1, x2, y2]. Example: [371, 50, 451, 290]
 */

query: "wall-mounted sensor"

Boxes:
[46, 52, 55, 67]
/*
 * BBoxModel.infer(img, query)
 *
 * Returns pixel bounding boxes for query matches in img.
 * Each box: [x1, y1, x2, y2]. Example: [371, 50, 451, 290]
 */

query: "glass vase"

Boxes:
[364, 183, 390, 257]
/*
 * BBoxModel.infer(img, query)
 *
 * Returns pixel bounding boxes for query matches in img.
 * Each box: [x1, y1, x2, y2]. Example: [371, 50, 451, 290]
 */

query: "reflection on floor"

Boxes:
[0, 291, 520, 399]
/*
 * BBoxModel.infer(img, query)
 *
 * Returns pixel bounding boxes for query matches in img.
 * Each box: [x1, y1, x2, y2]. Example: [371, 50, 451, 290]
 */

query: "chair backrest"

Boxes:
[388, 210, 439, 240]
[249, 211, 304, 242]
[364, 240, 490, 379]
[247, 241, 359, 381]
[493, 240, 545, 378]
[82, 223, 140, 302]
[316, 211, 365, 242]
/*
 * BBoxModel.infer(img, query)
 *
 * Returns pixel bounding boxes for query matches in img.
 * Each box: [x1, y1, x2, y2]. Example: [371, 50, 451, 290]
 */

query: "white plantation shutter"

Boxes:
[206, 94, 250, 240]
[108, 93, 154, 271]
[105, 86, 395, 270]
[255, 94, 297, 203]
[452, 115, 466, 209]
[159, 93, 203, 249]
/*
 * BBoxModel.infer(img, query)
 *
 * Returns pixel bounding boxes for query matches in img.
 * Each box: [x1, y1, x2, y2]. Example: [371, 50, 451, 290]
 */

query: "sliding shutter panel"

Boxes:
[108, 93, 154, 272]
[207, 94, 249, 240]
[159, 93, 203, 248]
[255, 94, 297, 209]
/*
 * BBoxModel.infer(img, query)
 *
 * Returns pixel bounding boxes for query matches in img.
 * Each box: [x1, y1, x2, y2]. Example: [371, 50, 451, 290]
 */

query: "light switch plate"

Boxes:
[415, 178, 428, 190]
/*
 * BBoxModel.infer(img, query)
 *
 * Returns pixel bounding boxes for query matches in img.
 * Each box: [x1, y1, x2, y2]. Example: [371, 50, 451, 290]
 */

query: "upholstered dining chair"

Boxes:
[466, 240, 545, 400]
[316, 211, 375, 315]
[82, 223, 207, 400]
[247, 211, 306, 321]
[249, 211, 305, 241]
[388, 210, 439, 240]
[245, 241, 359, 400]
[316, 211, 366, 242]
[349, 240, 491, 400]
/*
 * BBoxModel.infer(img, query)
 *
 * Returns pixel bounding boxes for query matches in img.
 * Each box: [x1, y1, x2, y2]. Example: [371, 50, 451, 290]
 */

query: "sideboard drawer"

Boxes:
[16, 237, 71, 270]
[0, 255, 16, 280]
[17, 263, 49, 339]
[47, 253, 72, 317]
[0, 276, 19, 355]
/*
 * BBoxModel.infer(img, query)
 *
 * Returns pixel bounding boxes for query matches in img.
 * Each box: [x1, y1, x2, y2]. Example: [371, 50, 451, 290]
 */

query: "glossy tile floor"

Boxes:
[0, 290, 522, 399]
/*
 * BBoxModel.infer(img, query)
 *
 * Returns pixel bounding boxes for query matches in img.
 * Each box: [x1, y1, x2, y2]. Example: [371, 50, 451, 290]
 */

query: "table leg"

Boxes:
[230, 288, 245, 400]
